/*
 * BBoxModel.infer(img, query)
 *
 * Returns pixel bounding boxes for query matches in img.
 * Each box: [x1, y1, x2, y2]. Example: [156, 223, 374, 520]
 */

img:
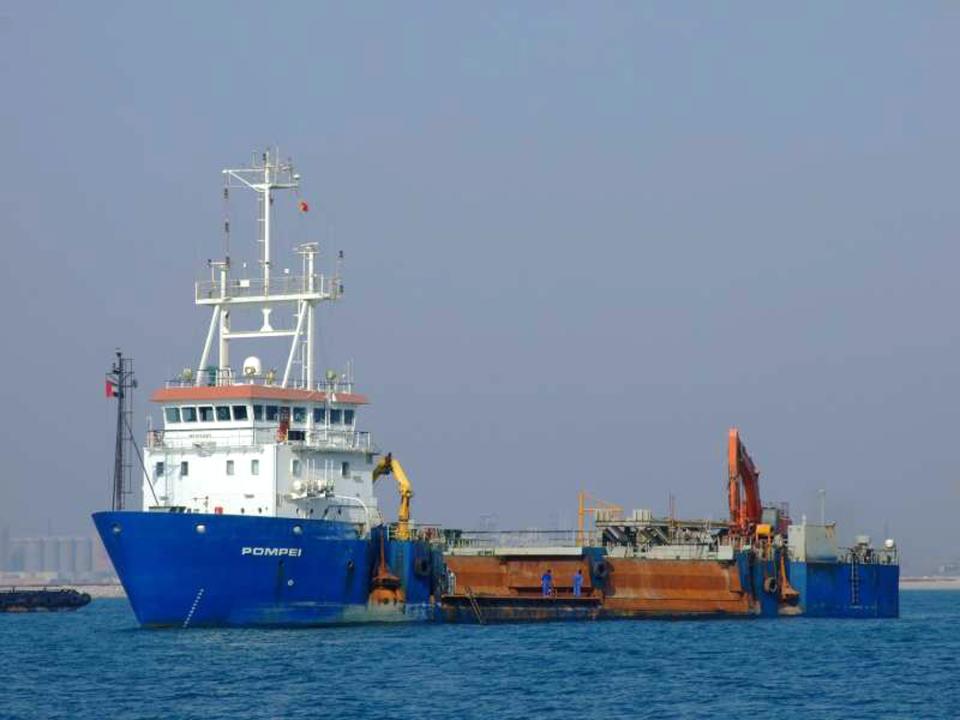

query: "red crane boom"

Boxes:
[728, 428, 762, 534]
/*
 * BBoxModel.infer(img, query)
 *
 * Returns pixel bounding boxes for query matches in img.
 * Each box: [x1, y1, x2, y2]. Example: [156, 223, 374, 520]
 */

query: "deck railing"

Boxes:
[195, 274, 339, 302]
[838, 547, 900, 566]
[164, 371, 354, 394]
[147, 428, 373, 452]
[447, 529, 591, 550]
[386, 523, 446, 543]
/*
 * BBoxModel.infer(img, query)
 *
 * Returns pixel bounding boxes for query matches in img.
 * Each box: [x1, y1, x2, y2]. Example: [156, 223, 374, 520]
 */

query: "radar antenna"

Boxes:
[194, 149, 341, 390]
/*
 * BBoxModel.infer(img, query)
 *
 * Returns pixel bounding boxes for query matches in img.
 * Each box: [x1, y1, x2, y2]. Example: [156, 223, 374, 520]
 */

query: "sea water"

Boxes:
[1, 591, 957, 719]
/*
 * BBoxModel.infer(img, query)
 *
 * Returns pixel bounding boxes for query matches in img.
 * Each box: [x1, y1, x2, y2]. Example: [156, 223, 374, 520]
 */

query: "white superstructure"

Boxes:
[142, 151, 382, 531]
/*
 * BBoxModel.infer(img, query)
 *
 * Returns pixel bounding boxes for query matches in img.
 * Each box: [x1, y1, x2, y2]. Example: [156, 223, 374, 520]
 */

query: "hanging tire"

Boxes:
[592, 559, 610, 580]
[763, 576, 778, 594]
[414, 556, 432, 578]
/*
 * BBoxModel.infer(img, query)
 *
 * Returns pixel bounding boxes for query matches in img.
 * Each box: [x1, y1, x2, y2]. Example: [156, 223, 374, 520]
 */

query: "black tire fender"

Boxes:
[592, 559, 610, 580]
[414, 556, 432, 578]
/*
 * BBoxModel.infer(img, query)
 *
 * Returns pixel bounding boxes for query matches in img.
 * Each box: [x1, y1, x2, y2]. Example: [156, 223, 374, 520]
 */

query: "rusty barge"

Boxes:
[429, 429, 898, 622]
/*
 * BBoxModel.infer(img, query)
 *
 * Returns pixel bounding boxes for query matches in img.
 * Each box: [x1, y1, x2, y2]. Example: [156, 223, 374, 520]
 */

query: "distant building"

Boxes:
[937, 560, 960, 577]
[0, 526, 8, 571]
[76, 538, 94, 574]
[0, 532, 114, 583]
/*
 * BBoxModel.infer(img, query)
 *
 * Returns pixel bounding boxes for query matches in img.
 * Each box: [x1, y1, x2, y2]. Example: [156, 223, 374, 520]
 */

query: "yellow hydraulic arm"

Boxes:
[372, 453, 413, 540]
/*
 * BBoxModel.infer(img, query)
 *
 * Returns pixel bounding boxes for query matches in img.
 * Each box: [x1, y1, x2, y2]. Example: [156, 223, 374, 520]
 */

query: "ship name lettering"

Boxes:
[241, 547, 302, 557]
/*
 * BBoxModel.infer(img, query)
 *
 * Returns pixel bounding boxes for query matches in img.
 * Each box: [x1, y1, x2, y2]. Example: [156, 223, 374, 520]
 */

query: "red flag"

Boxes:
[105, 379, 117, 398]
[298, 200, 309, 213]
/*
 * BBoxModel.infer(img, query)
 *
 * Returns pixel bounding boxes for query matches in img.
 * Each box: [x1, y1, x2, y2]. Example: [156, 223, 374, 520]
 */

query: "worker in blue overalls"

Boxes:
[573, 568, 584, 597]
[541, 568, 553, 597]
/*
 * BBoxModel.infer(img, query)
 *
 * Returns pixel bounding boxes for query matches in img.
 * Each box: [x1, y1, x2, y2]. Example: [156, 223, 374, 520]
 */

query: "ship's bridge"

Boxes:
[137, 150, 382, 526]
[143, 378, 381, 523]
[149, 382, 373, 453]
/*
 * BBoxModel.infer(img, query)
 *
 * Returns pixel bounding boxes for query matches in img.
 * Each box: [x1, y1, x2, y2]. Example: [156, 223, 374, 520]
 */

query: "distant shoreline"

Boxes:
[900, 578, 960, 591]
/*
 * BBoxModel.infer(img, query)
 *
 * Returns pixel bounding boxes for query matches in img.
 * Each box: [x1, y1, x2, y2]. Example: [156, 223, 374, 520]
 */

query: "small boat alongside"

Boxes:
[0, 587, 92, 613]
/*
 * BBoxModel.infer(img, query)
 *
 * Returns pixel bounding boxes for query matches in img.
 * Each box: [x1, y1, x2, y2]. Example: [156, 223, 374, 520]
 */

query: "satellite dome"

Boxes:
[243, 356, 262, 377]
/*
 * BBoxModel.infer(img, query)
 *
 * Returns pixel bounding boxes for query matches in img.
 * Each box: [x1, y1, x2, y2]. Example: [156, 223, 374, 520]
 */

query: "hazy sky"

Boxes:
[1, 3, 958, 572]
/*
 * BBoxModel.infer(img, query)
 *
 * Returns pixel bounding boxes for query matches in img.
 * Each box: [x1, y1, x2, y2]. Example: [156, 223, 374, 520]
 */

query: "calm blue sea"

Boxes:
[1, 591, 957, 720]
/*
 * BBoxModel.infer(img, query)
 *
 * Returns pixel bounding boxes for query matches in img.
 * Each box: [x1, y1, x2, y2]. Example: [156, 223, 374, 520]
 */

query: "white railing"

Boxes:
[839, 547, 900, 566]
[290, 429, 373, 451]
[449, 530, 588, 550]
[196, 274, 339, 302]
[387, 523, 446, 543]
[164, 372, 354, 394]
[147, 428, 373, 452]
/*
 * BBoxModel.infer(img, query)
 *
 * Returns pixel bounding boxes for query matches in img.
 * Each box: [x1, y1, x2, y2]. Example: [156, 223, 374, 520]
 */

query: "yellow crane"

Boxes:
[372, 453, 413, 540]
[577, 491, 623, 546]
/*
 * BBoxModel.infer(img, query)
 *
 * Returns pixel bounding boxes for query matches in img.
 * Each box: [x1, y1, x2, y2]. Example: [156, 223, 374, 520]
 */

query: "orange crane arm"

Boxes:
[728, 428, 762, 533]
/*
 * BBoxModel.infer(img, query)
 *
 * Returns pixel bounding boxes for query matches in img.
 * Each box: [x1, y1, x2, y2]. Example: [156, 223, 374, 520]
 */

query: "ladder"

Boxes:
[850, 558, 861, 606]
[464, 586, 485, 625]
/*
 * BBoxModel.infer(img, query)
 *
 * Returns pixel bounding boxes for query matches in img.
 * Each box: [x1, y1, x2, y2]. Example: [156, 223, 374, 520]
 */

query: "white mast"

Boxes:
[194, 149, 341, 389]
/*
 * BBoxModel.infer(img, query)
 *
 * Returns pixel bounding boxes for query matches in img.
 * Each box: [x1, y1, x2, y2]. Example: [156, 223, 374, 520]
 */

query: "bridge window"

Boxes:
[313, 407, 326, 424]
[164, 407, 181, 423]
[329, 409, 342, 425]
[181, 407, 198, 423]
[341, 461, 350, 478]
[343, 409, 355, 425]
[154, 462, 164, 479]
[291, 459, 302, 477]
[199, 406, 215, 422]
[251, 459, 260, 476]
[216, 406, 231, 421]
[253, 405, 263, 421]
[293, 406, 306, 423]
[180, 461, 189, 476]
[226, 460, 235, 476]
[232, 405, 248, 421]
[265, 405, 279, 422]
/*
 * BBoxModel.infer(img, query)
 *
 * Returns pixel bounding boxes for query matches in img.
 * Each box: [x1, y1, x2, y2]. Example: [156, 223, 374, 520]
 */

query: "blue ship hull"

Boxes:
[94, 512, 898, 627]
[93, 511, 435, 627]
[736, 554, 899, 618]
[788, 560, 899, 618]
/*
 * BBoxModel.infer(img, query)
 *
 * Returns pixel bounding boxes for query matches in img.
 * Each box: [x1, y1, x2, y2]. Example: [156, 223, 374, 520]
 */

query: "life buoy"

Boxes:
[763, 576, 778, 594]
[414, 556, 432, 577]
